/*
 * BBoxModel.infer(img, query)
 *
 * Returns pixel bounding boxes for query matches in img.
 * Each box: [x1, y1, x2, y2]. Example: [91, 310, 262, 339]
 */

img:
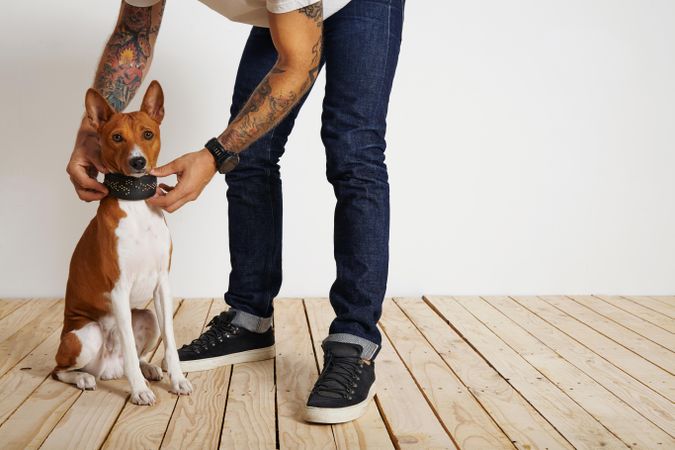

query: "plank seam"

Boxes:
[497, 297, 675, 439]
[378, 314, 461, 449]
[554, 296, 674, 376]
[301, 299, 339, 449]
[451, 296, 629, 448]
[575, 296, 675, 355]
[158, 298, 216, 450]
[0, 299, 61, 377]
[588, 295, 675, 353]
[517, 297, 673, 404]
[622, 296, 674, 321]
[422, 295, 590, 450]
[392, 297, 520, 449]
[216, 364, 235, 450]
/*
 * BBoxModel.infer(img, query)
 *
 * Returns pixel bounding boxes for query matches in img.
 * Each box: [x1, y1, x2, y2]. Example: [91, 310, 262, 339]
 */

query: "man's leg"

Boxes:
[305, 0, 405, 423]
[323, 0, 404, 358]
[177, 26, 315, 371]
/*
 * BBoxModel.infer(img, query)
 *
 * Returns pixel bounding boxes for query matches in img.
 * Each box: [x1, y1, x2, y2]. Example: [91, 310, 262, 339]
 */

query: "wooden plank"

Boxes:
[220, 360, 276, 450]
[571, 296, 674, 352]
[303, 298, 395, 450]
[160, 300, 231, 450]
[459, 296, 673, 448]
[39, 299, 187, 450]
[0, 298, 58, 344]
[0, 373, 81, 450]
[425, 296, 626, 450]
[598, 295, 675, 333]
[0, 299, 29, 321]
[103, 298, 213, 450]
[532, 296, 675, 401]
[380, 299, 515, 449]
[553, 296, 675, 373]
[275, 298, 336, 450]
[622, 295, 675, 320]
[643, 296, 675, 318]
[320, 299, 459, 448]
[0, 299, 63, 378]
[0, 329, 60, 425]
[397, 298, 573, 450]
[490, 296, 675, 438]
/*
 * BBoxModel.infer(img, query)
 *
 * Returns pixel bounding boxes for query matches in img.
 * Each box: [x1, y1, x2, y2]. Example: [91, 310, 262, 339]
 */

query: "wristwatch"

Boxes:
[205, 137, 240, 174]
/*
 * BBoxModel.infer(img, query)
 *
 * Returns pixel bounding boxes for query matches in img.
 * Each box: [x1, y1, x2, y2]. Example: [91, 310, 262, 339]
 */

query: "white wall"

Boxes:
[1, 0, 674, 298]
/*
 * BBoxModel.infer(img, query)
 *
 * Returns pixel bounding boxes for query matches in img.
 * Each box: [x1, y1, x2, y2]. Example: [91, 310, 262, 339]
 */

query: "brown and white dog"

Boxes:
[53, 81, 192, 405]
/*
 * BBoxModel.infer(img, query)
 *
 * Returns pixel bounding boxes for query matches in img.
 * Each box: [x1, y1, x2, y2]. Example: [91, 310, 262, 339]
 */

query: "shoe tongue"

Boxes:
[323, 341, 362, 358]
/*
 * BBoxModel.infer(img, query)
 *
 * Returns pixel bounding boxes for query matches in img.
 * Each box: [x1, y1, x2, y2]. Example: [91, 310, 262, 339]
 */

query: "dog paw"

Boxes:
[130, 388, 156, 406]
[75, 373, 97, 390]
[170, 376, 193, 396]
[141, 363, 163, 381]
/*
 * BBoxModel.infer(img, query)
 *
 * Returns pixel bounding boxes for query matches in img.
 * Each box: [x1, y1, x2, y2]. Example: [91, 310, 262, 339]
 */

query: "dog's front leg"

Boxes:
[155, 272, 193, 395]
[111, 287, 156, 405]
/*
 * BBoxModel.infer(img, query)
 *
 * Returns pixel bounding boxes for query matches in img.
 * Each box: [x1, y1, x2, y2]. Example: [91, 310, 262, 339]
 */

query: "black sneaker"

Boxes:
[304, 341, 376, 424]
[177, 310, 275, 372]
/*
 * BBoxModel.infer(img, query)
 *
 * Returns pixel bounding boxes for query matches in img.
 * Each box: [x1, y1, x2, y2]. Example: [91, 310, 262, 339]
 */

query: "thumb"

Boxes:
[151, 160, 179, 177]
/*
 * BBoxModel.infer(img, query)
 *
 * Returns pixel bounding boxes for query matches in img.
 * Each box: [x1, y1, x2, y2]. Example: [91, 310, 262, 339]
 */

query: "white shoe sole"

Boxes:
[304, 383, 376, 424]
[179, 345, 276, 372]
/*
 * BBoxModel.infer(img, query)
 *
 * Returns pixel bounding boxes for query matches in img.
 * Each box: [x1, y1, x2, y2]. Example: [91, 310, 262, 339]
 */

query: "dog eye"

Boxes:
[111, 133, 123, 143]
[143, 130, 154, 140]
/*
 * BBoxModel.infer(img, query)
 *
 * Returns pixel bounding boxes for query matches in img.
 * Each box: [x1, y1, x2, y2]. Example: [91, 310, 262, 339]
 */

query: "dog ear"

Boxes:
[141, 80, 164, 124]
[85, 89, 114, 131]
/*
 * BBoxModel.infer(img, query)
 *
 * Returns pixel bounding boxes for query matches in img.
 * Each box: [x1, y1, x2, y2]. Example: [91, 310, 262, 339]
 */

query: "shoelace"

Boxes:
[312, 353, 365, 400]
[180, 312, 240, 354]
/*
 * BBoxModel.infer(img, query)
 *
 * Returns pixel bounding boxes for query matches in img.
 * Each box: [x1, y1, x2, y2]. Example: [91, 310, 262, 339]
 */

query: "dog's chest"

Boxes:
[114, 200, 170, 306]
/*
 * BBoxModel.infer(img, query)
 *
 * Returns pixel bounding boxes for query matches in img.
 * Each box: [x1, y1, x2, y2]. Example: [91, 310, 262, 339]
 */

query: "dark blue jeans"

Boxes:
[224, 0, 404, 359]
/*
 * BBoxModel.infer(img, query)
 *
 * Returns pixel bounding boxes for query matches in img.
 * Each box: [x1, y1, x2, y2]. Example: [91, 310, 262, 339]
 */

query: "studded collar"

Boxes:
[103, 173, 157, 201]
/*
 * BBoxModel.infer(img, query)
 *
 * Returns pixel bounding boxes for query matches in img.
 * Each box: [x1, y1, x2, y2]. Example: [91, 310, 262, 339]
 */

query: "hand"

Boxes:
[66, 123, 109, 202]
[148, 149, 217, 213]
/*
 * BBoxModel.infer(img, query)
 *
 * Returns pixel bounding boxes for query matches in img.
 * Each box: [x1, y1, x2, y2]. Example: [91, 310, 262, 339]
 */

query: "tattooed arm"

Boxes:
[149, 3, 323, 212]
[218, 3, 323, 152]
[67, 0, 165, 202]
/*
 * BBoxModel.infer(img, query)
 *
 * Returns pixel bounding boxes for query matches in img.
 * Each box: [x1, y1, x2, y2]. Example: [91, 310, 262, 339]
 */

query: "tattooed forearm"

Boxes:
[93, 1, 165, 112]
[218, 2, 323, 152]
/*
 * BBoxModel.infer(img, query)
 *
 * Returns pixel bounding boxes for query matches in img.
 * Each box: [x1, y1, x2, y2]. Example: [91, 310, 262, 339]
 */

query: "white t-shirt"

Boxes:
[125, 0, 350, 28]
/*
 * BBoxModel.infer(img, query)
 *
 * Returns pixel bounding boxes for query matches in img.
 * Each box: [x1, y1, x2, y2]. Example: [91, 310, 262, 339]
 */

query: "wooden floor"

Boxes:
[0, 296, 673, 449]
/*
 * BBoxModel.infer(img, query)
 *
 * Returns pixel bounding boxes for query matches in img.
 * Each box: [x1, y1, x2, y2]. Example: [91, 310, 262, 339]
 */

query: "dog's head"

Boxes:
[85, 80, 164, 176]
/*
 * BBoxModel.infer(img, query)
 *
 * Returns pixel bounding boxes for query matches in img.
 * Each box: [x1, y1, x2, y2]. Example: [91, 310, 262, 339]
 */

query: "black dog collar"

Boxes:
[104, 173, 157, 201]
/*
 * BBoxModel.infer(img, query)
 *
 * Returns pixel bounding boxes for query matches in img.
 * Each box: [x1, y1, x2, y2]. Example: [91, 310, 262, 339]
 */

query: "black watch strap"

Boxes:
[205, 137, 240, 174]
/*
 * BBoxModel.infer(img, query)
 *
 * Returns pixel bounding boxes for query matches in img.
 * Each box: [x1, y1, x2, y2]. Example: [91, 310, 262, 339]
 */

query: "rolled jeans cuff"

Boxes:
[230, 308, 273, 333]
[323, 333, 380, 360]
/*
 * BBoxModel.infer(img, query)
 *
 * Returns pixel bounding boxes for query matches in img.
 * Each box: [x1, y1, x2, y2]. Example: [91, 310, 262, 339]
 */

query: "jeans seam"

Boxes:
[264, 127, 278, 315]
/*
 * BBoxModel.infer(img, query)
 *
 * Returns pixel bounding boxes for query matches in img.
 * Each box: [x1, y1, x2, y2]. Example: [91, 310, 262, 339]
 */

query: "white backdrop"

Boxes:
[1, 0, 674, 298]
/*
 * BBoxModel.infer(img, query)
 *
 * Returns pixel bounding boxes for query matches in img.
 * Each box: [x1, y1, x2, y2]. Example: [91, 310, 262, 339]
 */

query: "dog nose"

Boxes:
[129, 156, 147, 171]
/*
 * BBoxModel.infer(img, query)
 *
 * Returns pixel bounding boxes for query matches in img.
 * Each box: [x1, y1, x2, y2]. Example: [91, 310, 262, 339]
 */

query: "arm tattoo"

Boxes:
[94, 1, 165, 112]
[219, 2, 323, 152]
[299, 3, 322, 26]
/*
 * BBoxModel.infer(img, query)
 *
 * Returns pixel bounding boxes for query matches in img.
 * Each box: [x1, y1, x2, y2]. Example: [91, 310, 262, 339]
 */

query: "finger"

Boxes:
[147, 183, 190, 209]
[163, 196, 192, 213]
[151, 161, 179, 177]
[72, 172, 108, 194]
[75, 186, 107, 202]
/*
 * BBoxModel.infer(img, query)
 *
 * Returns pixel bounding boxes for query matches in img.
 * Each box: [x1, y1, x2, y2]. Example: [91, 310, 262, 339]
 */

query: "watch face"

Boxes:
[219, 154, 240, 173]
